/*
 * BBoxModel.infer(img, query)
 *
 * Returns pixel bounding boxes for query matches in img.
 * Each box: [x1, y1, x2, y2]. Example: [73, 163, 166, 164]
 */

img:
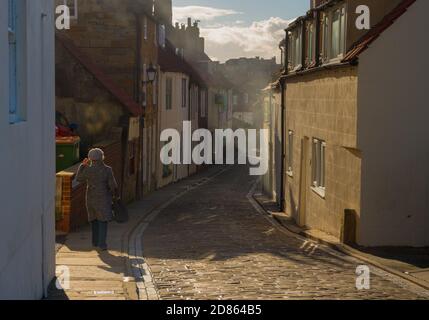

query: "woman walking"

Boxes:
[76, 148, 118, 251]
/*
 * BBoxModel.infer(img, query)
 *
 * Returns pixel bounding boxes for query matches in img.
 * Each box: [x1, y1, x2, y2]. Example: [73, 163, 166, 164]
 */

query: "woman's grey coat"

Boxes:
[76, 162, 118, 222]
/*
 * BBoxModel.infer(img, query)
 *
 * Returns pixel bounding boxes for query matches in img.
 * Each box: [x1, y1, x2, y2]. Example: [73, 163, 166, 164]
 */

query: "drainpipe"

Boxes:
[279, 29, 289, 212]
[136, 14, 144, 200]
[280, 77, 286, 212]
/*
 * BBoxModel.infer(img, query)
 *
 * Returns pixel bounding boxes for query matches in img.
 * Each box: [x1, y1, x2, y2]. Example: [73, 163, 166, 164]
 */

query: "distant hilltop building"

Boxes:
[168, 18, 211, 67]
[217, 57, 281, 128]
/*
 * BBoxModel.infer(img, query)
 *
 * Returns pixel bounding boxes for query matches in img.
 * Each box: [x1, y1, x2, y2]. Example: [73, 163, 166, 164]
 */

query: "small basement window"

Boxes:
[312, 138, 326, 197]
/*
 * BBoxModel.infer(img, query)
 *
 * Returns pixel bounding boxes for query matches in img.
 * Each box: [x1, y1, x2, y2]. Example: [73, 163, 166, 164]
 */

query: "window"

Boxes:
[162, 142, 172, 178]
[154, 22, 157, 46]
[63, 0, 78, 19]
[143, 16, 148, 40]
[306, 22, 315, 66]
[181, 78, 187, 108]
[312, 138, 326, 197]
[8, 0, 26, 124]
[287, 131, 294, 175]
[322, 14, 330, 62]
[200, 90, 207, 118]
[152, 67, 158, 106]
[322, 5, 346, 61]
[244, 93, 249, 105]
[288, 26, 302, 71]
[129, 141, 136, 176]
[233, 95, 238, 106]
[158, 24, 166, 48]
[166, 78, 172, 110]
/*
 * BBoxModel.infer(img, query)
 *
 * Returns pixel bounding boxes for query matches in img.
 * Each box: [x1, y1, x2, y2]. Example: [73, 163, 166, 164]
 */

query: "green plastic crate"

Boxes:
[56, 137, 80, 173]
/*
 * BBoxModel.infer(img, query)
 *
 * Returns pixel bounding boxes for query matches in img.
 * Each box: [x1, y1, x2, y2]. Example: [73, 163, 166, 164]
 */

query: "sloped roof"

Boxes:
[56, 33, 142, 117]
[200, 70, 234, 90]
[343, 0, 416, 62]
[158, 41, 207, 88]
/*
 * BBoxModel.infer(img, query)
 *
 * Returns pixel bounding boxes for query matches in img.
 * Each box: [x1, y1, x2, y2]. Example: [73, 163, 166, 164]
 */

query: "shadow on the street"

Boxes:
[141, 166, 353, 270]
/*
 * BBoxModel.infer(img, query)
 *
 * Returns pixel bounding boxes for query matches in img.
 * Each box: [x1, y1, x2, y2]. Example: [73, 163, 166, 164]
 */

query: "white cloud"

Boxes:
[173, 6, 241, 23]
[200, 17, 294, 62]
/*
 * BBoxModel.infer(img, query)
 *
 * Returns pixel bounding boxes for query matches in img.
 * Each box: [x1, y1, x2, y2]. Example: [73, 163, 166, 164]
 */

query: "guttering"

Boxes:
[280, 61, 354, 81]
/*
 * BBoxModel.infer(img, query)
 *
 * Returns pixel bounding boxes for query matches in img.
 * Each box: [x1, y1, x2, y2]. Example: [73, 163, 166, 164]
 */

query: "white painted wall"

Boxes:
[157, 72, 191, 188]
[357, 0, 429, 247]
[0, 0, 56, 299]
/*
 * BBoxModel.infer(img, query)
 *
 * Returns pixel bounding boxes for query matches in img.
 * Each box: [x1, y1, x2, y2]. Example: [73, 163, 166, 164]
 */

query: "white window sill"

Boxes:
[323, 56, 344, 66]
[311, 186, 326, 199]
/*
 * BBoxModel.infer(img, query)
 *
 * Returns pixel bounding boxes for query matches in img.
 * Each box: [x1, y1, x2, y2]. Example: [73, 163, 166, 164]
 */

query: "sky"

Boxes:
[172, 0, 310, 62]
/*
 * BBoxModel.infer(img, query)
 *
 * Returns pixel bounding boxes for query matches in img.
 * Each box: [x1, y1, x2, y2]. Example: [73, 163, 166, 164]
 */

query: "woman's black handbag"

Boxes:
[112, 199, 129, 223]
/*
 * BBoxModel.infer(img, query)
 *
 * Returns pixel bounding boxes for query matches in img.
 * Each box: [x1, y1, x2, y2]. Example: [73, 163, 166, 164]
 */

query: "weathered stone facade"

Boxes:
[55, 0, 160, 201]
[284, 66, 361, 240]
[56, 41, 125, 153]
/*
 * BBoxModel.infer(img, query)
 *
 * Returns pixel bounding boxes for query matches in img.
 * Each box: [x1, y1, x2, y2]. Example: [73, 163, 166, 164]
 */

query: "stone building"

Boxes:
[55, 0, 162, 201]
[219, 57, 280, 128]
[165, 15, 231, 133]
[157, 40, 207, 188]
[280, 0, 428, 246]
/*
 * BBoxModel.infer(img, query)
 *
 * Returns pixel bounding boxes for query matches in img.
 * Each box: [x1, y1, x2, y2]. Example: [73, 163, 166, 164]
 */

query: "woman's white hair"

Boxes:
[88, 148, 105, 161]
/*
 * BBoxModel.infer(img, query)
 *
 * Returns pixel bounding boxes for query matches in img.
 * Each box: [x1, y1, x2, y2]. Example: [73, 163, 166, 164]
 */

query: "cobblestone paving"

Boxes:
[141, 166, 429, 300]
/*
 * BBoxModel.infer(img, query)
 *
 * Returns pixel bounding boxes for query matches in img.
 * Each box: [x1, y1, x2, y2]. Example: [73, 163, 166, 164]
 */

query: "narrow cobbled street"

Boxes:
[139, 166, 428, 300]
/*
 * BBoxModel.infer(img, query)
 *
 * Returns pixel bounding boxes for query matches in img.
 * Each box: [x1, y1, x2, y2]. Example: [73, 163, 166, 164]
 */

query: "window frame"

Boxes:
[8, 0, 26, 124]
[200, 90, 207, 118]
[321, 4, 347, 64]
[287, 130, 294, 177]
[158, 24, 166, 48]
[154, 22, 157, 46]
[287, 25, 303, 72]
[181, 78, 188, 109]
[165, 77, 173, 110]
[311, 138, 326, 198]
[143, 16, 148, 40]
[306, 20, 315, 67]
[152, 65, 158, 106]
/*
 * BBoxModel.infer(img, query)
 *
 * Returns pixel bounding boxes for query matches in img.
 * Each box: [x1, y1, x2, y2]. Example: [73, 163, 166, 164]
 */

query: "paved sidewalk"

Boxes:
[48, 166, 224, 300]
[254, 194, 429, 290]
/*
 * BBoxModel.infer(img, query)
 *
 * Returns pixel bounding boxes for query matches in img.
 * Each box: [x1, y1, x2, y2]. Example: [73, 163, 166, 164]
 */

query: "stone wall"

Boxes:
[56, 42, 126, 155]
[284, 66, 361, 240]
[56, 0, 139, 98]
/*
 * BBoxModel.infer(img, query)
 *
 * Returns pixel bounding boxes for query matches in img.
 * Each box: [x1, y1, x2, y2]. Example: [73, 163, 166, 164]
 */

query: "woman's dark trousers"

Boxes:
[91, 220, 108, 249]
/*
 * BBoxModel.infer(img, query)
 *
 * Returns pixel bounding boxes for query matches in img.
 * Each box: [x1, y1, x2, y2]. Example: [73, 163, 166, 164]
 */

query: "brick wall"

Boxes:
[56, 171, 87, 233]
[56, 173, 74, 233]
